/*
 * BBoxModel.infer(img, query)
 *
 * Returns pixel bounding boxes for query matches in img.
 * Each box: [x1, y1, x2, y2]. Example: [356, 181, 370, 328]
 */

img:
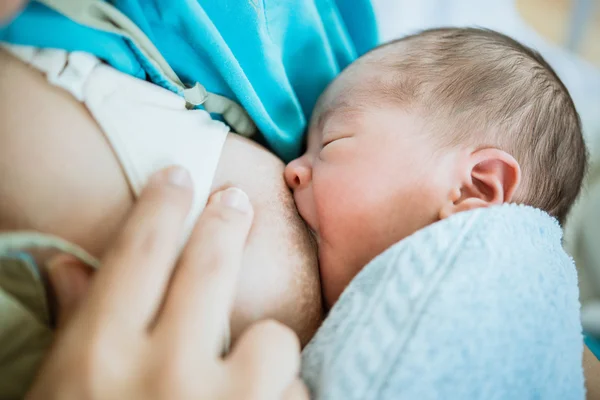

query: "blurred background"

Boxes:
[371, 0, 600, 333]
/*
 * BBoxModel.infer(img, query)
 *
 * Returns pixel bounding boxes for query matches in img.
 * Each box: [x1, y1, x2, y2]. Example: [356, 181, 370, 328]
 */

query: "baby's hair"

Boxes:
[359, 27, 587, 224]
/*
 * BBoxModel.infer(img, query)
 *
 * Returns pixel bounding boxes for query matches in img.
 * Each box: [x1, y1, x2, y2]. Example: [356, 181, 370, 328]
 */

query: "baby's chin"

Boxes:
[315, 250, 344, 310]
[317, 242, 375, 310]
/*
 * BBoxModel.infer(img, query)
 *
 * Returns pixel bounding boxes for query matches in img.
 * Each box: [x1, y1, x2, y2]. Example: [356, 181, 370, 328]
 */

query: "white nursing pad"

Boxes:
[3, 44, 229, 239]
[83, 64, 229, 237]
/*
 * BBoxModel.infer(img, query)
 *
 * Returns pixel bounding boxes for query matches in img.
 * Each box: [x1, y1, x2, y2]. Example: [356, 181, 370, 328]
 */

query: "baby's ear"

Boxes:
[439, 148, 521, 219]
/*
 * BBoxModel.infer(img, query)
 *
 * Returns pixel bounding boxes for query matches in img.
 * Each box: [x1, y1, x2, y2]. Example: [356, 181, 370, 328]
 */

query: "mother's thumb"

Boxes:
[47, 255, 93, 328]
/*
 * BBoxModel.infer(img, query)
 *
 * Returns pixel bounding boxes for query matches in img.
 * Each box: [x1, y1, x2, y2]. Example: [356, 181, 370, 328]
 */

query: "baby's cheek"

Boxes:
[317, 199, 399, 307]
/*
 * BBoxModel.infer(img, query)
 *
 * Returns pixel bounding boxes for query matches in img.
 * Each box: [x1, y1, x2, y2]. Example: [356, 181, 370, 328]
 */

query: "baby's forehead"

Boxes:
[315, 101, 361, 127]
[313, 73, 381, 126]
[310, 43, 423, 135]
[315, 45, 414, 115]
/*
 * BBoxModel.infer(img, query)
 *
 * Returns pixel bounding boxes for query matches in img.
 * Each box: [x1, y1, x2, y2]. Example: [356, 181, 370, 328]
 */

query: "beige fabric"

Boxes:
[0, 232, 100, 269]
[0, 257, 52, 399]
[0, 233, 95, 399]
[36, 0, 257, 137]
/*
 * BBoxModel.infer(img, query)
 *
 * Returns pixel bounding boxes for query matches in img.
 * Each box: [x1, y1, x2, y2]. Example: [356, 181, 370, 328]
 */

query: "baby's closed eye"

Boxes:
[322, 130, 353, 146]
[320, 134, 353, 159]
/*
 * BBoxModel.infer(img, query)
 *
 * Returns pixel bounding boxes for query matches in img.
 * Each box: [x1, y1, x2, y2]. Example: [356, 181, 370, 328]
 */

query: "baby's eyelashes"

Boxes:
[320, 135, 352, 154]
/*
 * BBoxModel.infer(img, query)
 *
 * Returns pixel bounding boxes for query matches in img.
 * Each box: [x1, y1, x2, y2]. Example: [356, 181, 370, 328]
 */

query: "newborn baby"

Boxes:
[284, 28, 587, 307]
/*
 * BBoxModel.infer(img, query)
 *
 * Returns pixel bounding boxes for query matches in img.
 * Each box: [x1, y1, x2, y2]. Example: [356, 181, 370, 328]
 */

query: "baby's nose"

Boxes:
[284, 157, 312, 190]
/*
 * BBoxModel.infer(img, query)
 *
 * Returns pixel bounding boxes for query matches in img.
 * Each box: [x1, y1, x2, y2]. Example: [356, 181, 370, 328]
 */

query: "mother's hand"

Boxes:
[27, 167, 307, 400]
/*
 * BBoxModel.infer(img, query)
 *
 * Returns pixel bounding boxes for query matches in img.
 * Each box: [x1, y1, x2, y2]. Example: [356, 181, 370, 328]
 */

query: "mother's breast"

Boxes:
[213, 134, 323, 346]
[0, 48, 323, 345]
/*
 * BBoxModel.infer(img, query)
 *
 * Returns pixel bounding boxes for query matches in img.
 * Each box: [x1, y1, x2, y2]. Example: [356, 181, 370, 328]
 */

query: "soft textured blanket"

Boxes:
[302, 204, 584, 399]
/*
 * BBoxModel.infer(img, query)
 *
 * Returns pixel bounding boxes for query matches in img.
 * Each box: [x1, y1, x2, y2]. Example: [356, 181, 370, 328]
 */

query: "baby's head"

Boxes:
[284, 28, 587, 307]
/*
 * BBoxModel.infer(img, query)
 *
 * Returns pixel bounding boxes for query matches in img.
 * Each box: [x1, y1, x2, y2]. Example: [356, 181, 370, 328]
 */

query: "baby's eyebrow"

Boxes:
[316, 102, 363, 131]
[306, 103, 364, 151]
[315, 107, 334, 132]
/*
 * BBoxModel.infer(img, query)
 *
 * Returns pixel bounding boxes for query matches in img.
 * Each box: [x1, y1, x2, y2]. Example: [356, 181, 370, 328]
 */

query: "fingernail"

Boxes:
[167, 166, 192, 188]
[150, 166, 192, 188]
[214, 187, 252, 213]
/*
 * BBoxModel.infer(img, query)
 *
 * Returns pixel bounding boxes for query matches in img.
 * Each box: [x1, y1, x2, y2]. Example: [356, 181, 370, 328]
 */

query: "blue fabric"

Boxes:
[302, 204, 584, 399]
[585, 334, 600, 360]
[0, 0, 379, 161]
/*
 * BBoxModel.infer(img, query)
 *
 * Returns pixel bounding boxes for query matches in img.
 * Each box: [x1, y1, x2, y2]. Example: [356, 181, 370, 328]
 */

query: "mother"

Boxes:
[1, 0, 597, 399]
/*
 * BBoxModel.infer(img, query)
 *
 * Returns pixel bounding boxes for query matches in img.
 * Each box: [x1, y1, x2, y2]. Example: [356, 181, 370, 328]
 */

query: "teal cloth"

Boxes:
[302, 204, 584, 399]
[585, 334, 600, 360]
[0, 0, 379, 161]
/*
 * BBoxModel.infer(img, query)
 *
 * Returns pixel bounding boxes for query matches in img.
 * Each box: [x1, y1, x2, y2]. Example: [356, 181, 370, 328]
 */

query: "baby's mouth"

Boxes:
[295, 206, 318, 245]
[292, 197, 319, 245]
[289, 187, 322, 252]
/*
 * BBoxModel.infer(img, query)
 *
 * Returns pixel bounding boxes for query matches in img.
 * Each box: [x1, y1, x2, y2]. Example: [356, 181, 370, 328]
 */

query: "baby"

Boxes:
[284, 28, 587, 307]
[0, 27, 585, 342]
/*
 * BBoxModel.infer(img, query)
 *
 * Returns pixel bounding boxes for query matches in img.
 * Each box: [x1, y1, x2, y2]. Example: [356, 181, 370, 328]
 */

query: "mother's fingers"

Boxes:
[83, 167, 194, 332]
[226, 320, 302, 399]
[46, 255, 93, 330]
[156, 187, 253, 356]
